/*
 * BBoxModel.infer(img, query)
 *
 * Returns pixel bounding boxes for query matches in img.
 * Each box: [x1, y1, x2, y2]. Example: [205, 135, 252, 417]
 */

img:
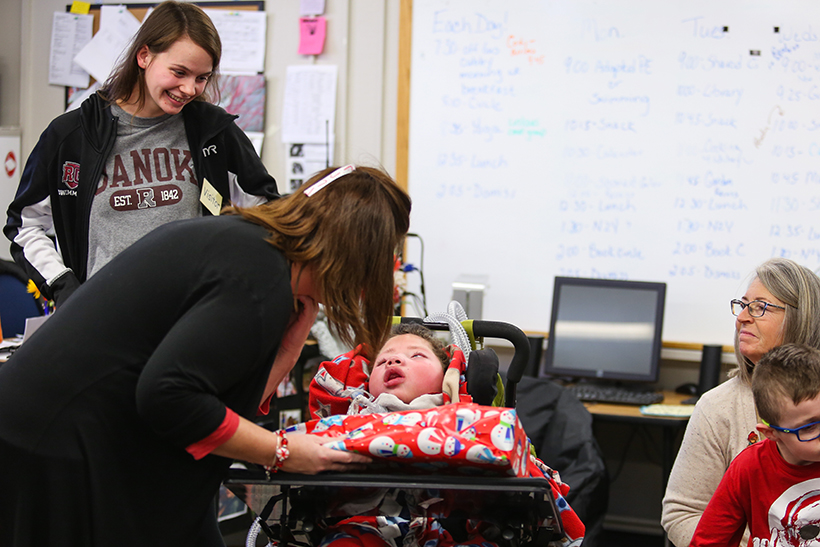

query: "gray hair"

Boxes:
[733, 258, 820, 384]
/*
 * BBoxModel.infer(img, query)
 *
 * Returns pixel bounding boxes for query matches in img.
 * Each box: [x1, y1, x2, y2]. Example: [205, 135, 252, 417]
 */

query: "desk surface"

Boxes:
[583, 390, 691, 533]
[583, 390, 692, 426]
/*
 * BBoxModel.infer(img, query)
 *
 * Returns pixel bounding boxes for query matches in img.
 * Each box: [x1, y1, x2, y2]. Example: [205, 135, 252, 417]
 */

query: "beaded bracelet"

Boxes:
[264, 430, 289, 480]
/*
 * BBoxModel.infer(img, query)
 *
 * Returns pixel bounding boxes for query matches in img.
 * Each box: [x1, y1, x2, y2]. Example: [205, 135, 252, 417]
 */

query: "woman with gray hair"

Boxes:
[661, 257, 820, 547]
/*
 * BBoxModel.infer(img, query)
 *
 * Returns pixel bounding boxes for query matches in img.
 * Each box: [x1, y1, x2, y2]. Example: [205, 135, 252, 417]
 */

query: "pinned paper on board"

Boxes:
[73, 6, 142, 84]
[217, 74, 266, 132]
[299, 0, 326, 16]
[281, 65, 337, 144]
[285, 142, 334, 194]
[70, 1, 90, 15]
[49, 12, 93, 88]
[204, 9, 267, 73]
[298, 17, 327, 55]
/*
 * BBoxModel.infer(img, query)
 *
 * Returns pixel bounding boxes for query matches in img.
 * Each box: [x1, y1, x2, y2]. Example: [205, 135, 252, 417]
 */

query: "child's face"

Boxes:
[762, 393, 820, 466]
[369, 334, 445, 404]
[134, 37, 213, 118]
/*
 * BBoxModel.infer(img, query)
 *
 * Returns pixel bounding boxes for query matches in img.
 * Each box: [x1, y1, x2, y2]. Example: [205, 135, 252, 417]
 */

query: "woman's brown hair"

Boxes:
[229, 166, 411, 355]
[99, 1, 222, 109]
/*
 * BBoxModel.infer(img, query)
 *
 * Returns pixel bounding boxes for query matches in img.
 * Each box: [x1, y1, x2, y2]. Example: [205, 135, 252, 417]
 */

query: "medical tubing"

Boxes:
[448, 300, 468, 322]
[424, 301, 471, 362]
[246, 517, 271, 547]
[446, 301, 470, 360]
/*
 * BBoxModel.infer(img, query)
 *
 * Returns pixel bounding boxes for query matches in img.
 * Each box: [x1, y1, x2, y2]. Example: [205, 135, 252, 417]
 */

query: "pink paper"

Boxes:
[298, 17, 327, 55]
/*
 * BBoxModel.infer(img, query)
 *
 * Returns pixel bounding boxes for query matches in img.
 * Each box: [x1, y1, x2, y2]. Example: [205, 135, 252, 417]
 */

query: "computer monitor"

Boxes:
[541, 276, 666, 384]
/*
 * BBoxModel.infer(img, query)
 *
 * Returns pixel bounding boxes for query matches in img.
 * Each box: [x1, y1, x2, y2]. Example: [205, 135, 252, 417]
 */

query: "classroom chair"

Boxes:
[0, 259, 42, 338]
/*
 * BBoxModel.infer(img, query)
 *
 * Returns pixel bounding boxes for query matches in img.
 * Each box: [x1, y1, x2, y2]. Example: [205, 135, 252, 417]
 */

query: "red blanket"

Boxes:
[286, 403, 585, 545]
[296, 403, 531, 477]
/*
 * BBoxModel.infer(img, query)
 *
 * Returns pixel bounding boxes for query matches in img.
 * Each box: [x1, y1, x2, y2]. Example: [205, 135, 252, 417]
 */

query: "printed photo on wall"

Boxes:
[279, 408, 301, 430]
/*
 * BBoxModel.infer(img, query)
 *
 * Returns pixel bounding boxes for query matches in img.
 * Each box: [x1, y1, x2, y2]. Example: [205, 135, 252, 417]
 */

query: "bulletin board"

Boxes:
[63, 1, 265, 108]
[397, 0, 820, 347]
[77, 1, 263, 34]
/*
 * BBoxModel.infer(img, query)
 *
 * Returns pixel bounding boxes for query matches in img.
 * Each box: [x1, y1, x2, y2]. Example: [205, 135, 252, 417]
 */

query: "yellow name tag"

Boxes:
[199, 178, 223, 216]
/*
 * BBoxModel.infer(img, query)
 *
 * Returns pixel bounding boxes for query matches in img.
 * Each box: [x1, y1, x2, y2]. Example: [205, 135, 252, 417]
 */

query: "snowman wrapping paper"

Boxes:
[284, 403, 531, 477]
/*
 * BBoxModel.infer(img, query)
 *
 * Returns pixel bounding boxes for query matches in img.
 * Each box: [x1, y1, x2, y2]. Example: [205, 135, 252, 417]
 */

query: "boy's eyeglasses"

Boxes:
[761, 418, 820, 442]
[730, 299, 786, 318]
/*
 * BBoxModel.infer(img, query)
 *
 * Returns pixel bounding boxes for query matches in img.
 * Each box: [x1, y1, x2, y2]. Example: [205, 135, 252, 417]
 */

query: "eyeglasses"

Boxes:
[762, 418, 820, 442]
[730, 299, 786, 318]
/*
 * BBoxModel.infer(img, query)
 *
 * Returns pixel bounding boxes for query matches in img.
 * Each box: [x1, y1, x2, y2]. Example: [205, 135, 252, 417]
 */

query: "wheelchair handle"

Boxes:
[399, 317, 529, 408]
[470, 320, 529, 408]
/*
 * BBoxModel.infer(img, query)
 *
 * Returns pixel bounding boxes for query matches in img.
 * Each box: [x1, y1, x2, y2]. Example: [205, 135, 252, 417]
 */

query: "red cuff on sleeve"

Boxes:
[185, 408, 240, 460]
[258, 392, 274, 416]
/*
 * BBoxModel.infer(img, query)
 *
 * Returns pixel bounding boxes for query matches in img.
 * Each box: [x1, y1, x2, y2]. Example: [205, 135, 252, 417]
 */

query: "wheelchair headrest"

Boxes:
[466, 348, 501, 406]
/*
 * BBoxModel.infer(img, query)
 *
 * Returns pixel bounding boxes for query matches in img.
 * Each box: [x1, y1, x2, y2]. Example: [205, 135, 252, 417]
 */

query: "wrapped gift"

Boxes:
[285, 403, 531, 477]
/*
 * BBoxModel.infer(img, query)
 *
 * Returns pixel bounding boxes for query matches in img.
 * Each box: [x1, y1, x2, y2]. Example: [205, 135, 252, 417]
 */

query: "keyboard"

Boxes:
[565, 384, 664, 406]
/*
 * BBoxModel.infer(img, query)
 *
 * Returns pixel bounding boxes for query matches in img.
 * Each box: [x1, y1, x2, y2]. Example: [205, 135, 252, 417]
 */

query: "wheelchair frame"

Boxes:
[224, 319, 571, 547]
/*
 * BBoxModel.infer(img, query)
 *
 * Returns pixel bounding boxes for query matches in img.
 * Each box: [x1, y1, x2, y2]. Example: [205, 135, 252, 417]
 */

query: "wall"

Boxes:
[13, 0, 401, 199]
[0, 0, 22, 260]
[0, 0, 21, 127]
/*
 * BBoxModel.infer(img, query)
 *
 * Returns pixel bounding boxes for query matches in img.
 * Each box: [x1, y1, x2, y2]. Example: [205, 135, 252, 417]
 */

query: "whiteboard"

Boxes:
[404, 0, 820, 346]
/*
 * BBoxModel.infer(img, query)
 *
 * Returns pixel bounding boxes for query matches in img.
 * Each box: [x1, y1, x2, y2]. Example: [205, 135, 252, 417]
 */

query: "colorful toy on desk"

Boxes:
[25, 279, 38, 299]
[26, 280, 53, 315]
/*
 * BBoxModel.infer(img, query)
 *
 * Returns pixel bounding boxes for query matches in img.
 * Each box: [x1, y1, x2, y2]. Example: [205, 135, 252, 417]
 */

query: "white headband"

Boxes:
[303, 164, 356, 197]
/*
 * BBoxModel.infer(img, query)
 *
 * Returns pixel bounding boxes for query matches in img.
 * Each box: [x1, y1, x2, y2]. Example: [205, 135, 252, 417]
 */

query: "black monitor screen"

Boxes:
[541, 277, 666, 383]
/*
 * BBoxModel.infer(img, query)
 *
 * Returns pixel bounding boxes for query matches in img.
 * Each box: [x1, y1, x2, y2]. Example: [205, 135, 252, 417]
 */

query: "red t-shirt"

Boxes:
[691, 438, 820, 547]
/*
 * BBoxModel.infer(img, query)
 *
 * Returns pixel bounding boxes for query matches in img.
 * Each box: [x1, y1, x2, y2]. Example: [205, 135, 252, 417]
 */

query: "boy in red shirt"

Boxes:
[691, 344, 820, 546]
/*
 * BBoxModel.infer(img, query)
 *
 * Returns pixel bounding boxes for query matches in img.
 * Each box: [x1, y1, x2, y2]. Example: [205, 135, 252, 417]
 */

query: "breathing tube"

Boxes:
[424, 300, 471, 361]
[245, 516, 272, 547]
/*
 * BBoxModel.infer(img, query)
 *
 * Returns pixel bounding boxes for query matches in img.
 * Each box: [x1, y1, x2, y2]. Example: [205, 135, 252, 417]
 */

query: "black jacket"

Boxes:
[0, 216, 292, 546]
[515, 376, 610, 547]
[4, 93, 279, 303]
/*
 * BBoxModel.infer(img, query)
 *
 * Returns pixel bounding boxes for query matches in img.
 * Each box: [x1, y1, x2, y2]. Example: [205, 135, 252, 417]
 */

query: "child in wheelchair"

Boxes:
[284, 323, 585, 547]
[309, 322, 464, 420]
